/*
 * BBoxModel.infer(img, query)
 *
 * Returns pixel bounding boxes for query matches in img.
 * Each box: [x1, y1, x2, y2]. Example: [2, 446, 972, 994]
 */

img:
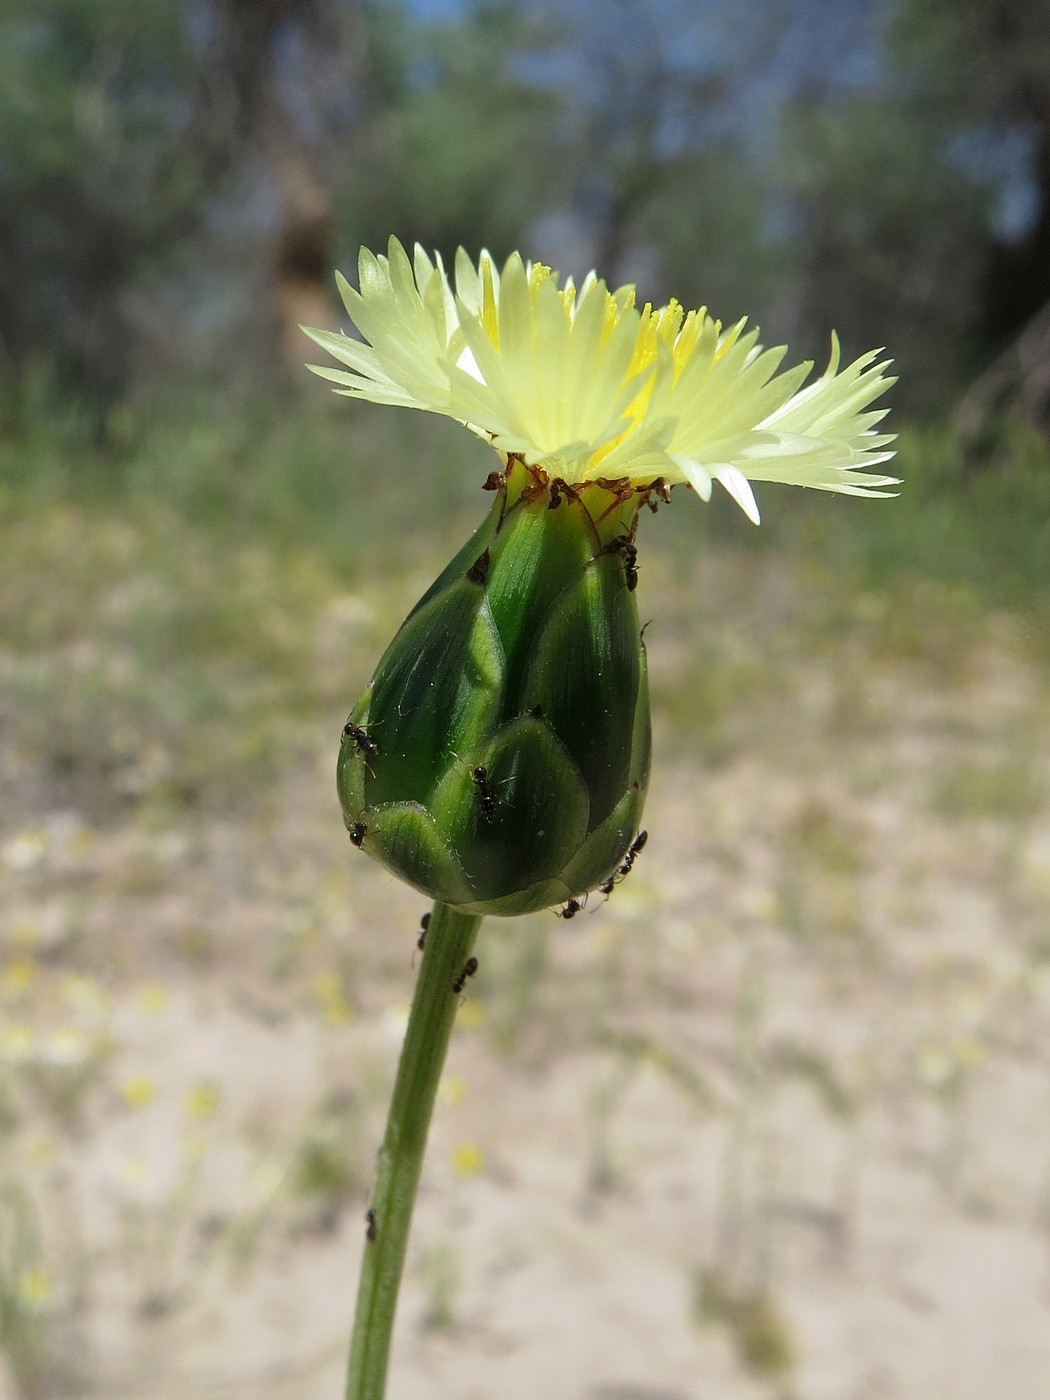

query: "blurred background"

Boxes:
[1, 1, 1049, 1397]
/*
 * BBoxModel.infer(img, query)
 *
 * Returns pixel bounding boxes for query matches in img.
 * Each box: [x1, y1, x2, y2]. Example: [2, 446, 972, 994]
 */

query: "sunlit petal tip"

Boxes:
[715, 466, 762, 524]
[333, 268, 355, 304]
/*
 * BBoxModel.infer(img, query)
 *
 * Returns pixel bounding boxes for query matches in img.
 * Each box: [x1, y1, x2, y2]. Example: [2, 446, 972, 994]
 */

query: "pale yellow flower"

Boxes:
[185, 1080, 220, 1120]
[450, 1140, 484, 1175]
[17, 1268, 51, 1309]
[120, 1075, 157, 1110]
[304, 238, 897, 522]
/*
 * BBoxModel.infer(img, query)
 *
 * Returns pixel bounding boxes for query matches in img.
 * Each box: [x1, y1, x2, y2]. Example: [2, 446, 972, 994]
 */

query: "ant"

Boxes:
[556, 896, 585, 920]
[599, 829, 648, 896]
[451, 956, 478, 996]
[609, 534, 639, 591]
[349, 820, 367, 848]
[365, 1208, 378, 1242]
[412, 910, 430, 967]
[342, 721, 378, 757]
[343, 722, 379, 767]
[472, 765, 497, 823]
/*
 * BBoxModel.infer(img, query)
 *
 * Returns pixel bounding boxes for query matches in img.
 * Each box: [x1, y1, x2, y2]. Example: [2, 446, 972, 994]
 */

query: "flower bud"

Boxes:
[339, 460, 652, 915]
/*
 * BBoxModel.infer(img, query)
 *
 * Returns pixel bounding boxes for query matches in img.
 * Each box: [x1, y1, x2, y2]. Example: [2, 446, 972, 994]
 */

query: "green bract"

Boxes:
[338, 460, 652, 916]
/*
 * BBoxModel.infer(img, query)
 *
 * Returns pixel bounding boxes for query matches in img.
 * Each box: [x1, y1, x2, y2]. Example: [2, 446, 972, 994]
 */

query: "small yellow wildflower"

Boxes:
[120, 1075, 157, 1110]
[137, 983, 170, 1016]
[450, 1141, 484, 1176]
[17, 1268, 51, 1309]
[0, 958, 36, 1001]
[312, 971, 354, 1027]
[955, 1036, 988, 1069]
[185, 1081, 220, 1120]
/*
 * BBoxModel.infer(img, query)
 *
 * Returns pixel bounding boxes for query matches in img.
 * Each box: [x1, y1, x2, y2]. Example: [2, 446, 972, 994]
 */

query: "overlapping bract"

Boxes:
[338, 465, 651, 916]
[304, 238, 897, 522]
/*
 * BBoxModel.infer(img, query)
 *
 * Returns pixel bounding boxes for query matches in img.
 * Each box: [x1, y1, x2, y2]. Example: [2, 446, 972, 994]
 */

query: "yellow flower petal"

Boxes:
[304, 240, 897, 519]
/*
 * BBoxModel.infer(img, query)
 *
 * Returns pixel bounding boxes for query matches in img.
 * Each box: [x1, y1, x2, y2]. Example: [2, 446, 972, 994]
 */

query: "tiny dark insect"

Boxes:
[451, 955, 479, 996]
[349, 820, 367, 848]
[342, 721, 379, 758]
[556, 897, 584, 920]
[600, 829, 648, 896]
[610, 534, 639, 591]
[417, 910, 431, 953]
[365, 1208, 377, 1242]
[472, 764, 497, 823]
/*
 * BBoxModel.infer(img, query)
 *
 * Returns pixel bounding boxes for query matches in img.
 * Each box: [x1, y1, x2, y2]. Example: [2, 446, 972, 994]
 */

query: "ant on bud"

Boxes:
[342, 721, 379, 759]
[609, 535, 639, 591]
[599, 829, 648, 896]
[556, 896, 585, 919]
[349, 820, 367, 848]
[472, 765, 497, 823]
[451, 956, 479, 996]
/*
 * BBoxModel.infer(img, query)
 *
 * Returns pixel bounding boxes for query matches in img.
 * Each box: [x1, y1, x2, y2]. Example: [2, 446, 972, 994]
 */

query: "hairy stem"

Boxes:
[345, 902, 482, 1400]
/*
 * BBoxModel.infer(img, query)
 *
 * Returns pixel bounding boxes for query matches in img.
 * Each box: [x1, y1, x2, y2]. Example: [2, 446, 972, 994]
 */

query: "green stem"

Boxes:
[345, 902, 482, 1400]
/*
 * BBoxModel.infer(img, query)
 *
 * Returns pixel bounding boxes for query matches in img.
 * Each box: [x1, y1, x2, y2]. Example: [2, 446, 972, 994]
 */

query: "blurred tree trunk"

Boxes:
[195, 0, 363, 380]
[985, 125, 1050, 343]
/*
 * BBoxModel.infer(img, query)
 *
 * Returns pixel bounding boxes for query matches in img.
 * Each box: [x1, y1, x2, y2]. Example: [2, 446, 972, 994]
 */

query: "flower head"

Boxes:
[304, 238, 897, 522]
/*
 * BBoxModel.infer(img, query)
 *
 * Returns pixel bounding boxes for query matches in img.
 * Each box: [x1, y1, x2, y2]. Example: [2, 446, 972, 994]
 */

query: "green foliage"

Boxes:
[695, 1268, 795, 1377]
[0, 1, 193, 396]
[781, 97, 990, 405]
[343, 2, 566, 261]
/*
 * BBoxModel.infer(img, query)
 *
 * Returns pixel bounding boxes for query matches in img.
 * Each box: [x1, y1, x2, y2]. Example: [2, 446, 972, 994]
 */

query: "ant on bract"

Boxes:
[472, 765, 498, 824]
[599, 829, 647, 897]
[342, 721, 378, 759]
[555, 895, 586, 920]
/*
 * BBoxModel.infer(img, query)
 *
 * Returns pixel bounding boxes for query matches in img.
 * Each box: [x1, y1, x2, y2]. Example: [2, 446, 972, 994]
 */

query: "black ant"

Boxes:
[412, 910, 430, 967]
[556, 896, 585, 919]
[365, 1208, 378, 1242]
[472, 765, 497, 823]
[349, 820, 367, 848]
[609, 535, 638, 591]
[451, 956, 478, 996]
[599, 829, 648, 896]
[343, 721, 379, 762]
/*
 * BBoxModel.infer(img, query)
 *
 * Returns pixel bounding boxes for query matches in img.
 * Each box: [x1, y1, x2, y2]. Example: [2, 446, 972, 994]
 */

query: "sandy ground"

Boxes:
[2, 560, 1050, 1400]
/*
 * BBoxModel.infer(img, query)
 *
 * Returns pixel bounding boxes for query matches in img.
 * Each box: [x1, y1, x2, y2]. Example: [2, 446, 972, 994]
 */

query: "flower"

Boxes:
[304, 238, 896, 523]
